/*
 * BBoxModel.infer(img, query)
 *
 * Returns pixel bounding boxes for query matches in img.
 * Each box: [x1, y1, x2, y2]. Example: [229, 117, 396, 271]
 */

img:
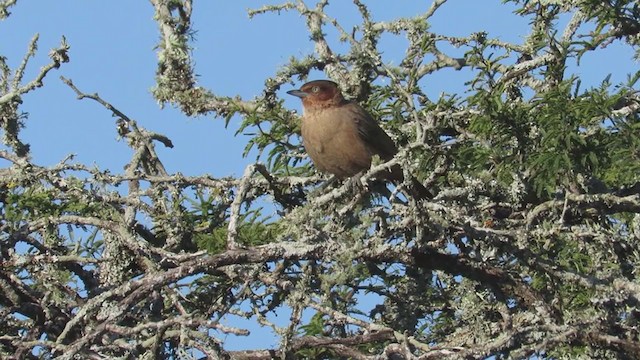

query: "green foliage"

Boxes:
[174, 187, 283, 253]
[530, 230, 596, 312]
[299, 312, 326, 336]
[195, 212, 283, 254]
[527, 81, 598, 196]
[296, 313, 336, 358]
[3, 179, 105, 225]
[237, 98, 310, 177]
[450, 73, 640, 200]
[186, 274, 235, 312]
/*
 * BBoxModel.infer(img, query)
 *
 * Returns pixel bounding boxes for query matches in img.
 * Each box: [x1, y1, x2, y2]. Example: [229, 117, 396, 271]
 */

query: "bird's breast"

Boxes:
[300, 106, 372, 178]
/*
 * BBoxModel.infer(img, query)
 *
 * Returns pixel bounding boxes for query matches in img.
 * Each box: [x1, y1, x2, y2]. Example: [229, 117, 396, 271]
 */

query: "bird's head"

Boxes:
[287, 80, 345, 109]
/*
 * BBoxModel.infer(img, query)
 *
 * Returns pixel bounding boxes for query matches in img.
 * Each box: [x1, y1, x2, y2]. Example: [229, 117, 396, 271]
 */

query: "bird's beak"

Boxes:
[287, 89, 308, 98]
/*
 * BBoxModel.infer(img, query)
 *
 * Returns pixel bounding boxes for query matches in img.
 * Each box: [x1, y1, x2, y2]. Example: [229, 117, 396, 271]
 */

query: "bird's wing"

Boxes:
[347, 102, 398, 160]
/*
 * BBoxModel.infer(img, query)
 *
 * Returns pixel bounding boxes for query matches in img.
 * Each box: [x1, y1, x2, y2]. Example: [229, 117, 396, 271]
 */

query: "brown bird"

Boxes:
[287, 80, 431, 199]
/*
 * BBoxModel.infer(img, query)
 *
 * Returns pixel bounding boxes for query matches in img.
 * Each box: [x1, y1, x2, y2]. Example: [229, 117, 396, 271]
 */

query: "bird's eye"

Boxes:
[311, 86, 320, 93]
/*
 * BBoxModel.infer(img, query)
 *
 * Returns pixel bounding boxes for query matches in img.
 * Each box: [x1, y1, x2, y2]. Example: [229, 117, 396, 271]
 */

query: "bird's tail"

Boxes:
[383, 165, 433, 200]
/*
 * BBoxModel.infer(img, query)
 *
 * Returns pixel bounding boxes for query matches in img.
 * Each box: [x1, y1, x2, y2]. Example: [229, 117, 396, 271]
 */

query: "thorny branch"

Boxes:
[0, 35, 69, 157]
[1, 0, 640, 359]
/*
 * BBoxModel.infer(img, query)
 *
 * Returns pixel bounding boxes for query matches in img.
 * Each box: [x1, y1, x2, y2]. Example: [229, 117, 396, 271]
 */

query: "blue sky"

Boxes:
[2, 0, 637, 352]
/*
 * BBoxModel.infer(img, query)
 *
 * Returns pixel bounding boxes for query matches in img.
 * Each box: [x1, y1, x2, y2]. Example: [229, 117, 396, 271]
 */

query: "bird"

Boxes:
[287, 80, 431, 199]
